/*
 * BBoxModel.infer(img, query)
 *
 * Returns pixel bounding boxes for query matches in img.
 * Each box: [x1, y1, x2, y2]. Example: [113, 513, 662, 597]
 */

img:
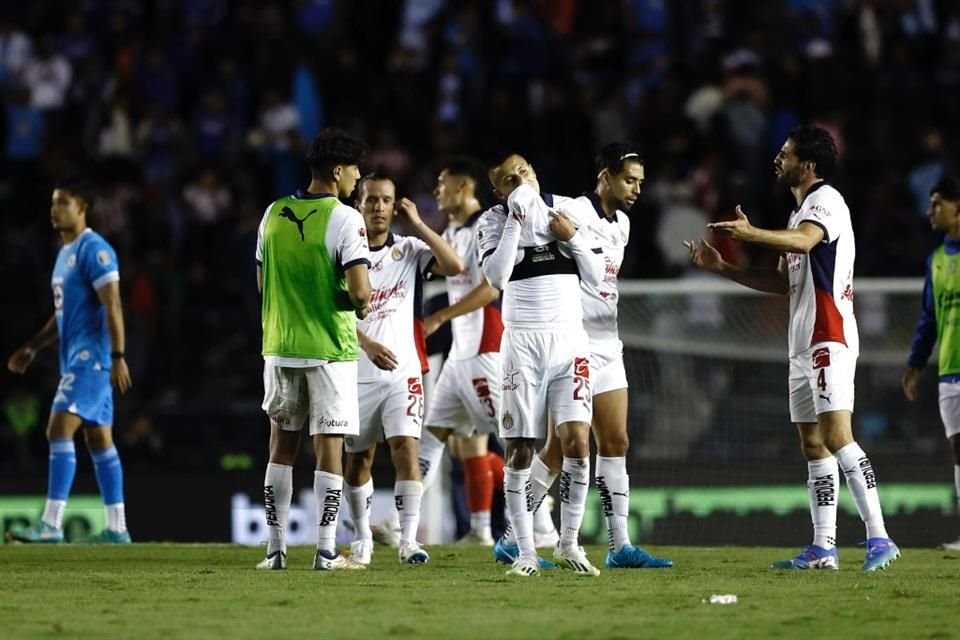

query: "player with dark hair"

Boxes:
[515, 143, 673, 569]
[903, 175, 960, 551]
[7, 179, 133, 544]
[255, 127, 371, 571]
[686, 125, 900, 572]
[479, 152, 605, 576]
[341, 172, 463, 566]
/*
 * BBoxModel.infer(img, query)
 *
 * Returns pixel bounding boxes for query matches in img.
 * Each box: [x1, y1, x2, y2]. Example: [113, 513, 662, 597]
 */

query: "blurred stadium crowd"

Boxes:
[1, 0, 958, 471]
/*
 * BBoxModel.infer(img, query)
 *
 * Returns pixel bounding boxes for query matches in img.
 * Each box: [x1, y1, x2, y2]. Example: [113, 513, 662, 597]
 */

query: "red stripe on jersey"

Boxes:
[414, 317, 430, 374]
[811, 287, 847, 347]
[477, 304, 503, 354]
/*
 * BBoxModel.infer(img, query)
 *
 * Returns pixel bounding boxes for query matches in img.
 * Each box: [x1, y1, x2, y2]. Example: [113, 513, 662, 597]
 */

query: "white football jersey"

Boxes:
[476, 184, 594, 326]
[443, 212, 504, 360]
[575, 193, 630, 342]
[357, 233, 434, 381]
[785, 182, 859, 356]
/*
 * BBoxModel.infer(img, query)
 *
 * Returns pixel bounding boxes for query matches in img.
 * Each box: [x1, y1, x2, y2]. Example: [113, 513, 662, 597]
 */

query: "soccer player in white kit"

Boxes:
[343, 173, 464, 565]
[685, 125, 900, 572]
[416, 157, 507, 545]
[479, 153, 605, 576]
[519, 144, 673, 569]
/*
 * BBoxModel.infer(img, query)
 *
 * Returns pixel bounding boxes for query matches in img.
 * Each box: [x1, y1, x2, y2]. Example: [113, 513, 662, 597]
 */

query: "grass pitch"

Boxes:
[1, 544, 957, 639]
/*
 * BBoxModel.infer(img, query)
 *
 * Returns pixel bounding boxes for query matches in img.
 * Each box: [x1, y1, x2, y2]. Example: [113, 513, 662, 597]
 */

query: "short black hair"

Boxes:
[595, 143, 643, 176]
[442, 156, 493, 207]
[931, 176, 960, 202]
[54, 176, 97, 212]
[306, 128, 368, 180]
[788, 125, 838, 180]
[356, 171, 394, 201]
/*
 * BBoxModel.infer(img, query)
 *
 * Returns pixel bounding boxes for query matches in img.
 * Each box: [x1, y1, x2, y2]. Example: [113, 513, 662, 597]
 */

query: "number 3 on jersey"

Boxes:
[406, 377, 424, 419]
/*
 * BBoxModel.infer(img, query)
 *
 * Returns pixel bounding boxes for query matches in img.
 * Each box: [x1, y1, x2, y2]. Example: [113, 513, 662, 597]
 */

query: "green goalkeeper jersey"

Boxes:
[256, 191, 370, 362]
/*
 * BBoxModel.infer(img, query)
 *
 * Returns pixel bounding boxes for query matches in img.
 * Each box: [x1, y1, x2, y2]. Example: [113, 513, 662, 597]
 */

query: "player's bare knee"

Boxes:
[82, 426, 112, 450]
[388, 436, 420, 478]
[505, 439, 535, 469]
[344, 450, 374, 485]
[313, 435, 344, 474]
[557, 422, 590, 458]
[458, 434, 488, 459]
[596, 431, 629, 458]
[426, 426, 452, 443]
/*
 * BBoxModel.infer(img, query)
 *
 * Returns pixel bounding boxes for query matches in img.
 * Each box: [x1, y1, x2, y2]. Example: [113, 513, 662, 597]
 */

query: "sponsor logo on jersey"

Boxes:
[811, 347, 831, 369]
[407, 377, 423, 395]
[316, 416, 349, 429]
[809, 204, 831, 218]
[574, 356, 590, 378]
[502, 363, 520, 391]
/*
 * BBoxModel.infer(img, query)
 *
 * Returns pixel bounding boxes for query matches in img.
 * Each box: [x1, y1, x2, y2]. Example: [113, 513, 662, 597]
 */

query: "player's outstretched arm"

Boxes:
[549, 209, 604, 287]
[397, 198, 465, 277]
[96, 281, 132, 393]
[357, 328, 398, 371]
[424, 281, 499, 336]
[7, 314, 58, 374]
[709, 206, 823, 253]
[684, 239, 789, 295]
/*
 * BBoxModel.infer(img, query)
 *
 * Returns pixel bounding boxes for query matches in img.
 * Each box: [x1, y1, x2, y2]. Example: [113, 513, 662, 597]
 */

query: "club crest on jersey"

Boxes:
[502, 410, 514, 431]
[66, 254, 77, 268]
[97, 250, 112, 265]
[812, 347, 831, 369]
[391, 247, 403, 261]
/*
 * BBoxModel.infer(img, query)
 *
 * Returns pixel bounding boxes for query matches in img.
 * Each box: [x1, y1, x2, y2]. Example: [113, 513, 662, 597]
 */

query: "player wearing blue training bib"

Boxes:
[6, 180, 133, 544]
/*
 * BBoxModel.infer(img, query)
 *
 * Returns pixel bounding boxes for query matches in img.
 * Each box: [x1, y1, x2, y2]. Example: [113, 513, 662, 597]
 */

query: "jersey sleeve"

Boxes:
[619, 211, 631, 245]
[907, 252, 937, 369]
[81, 235, 120, 291]
[797, 191, 843, 243]
[407, 236, 436, 279]
[476, 207, 506, 266]
[332, 205, 371, 271]
[255, 204, 271, 266]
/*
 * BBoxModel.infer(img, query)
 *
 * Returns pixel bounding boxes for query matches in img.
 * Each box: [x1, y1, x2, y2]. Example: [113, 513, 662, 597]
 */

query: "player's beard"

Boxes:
[776, 165, 803, 187]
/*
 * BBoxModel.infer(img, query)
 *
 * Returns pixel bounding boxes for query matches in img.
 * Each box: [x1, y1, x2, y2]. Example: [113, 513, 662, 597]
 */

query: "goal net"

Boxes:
[606, 276, 954, 547]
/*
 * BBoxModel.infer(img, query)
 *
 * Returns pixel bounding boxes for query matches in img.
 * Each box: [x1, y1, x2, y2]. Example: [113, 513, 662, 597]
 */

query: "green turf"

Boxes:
[1, 544, 957, 639]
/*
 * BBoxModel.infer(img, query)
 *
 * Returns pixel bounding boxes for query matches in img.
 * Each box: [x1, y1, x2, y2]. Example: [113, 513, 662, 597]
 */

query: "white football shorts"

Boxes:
[262, 360, 359, 436]
[346, 369, 424, 453]
[498, 323, 593, 440]
[424, 352, 500, 436]
[590, 338, 628, 396]
[788, 342, 856, 424]
[938, 381, 960, 438]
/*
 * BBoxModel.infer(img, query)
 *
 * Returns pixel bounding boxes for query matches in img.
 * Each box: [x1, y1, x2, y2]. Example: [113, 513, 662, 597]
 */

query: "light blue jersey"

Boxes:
[50, 228, 119, 425]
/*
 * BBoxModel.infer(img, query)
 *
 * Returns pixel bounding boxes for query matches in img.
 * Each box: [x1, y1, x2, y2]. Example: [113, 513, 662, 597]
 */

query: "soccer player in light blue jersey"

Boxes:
[6, 180, 133, 544]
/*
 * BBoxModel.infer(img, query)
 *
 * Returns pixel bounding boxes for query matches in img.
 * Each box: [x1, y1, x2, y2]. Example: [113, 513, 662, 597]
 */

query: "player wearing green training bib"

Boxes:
[903, 175, 960, 551]
[254, 128, 372, 572]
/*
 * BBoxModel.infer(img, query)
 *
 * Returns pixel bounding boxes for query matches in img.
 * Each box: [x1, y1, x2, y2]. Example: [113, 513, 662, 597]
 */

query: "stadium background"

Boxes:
[0, 1, 957, 546]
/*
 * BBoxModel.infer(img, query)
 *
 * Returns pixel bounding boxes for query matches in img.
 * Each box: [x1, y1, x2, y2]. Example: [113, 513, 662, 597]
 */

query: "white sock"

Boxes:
[314, 470, 343, 553]
[470, 510, 491, 537]
[504, 467, 535, 558]
[105, 504, 127, 533]
[596, 455, 630, 552]
[954, 465, 960, 513]
[345, 479, 374, 542]
[531, 456, 558, 534]
[395, 480, 423, 546]
[418, 429, 446, 492]
[835, 442, 888, 539]
[807, 457, 838, 549]
[559, 457, 590, 549]
[42, 499, 67, 529]
[264, 463, 293, 554]
[503, 456, 557, 545]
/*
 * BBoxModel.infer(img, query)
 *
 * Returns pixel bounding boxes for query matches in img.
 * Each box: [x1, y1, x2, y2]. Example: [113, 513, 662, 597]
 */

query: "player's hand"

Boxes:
[397, 198, 424, 227]
[548, 209, 577, 242]
[111, 357, 133, 394]
[683, 238, 724, 272]
[355, 305, 369, 320]
[707, 205, 753, 240]
[902, 367, 922, 401]
[7, 346, 36, 374]
[424, 312, 445, 337]
[363, 339, 398, 371]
